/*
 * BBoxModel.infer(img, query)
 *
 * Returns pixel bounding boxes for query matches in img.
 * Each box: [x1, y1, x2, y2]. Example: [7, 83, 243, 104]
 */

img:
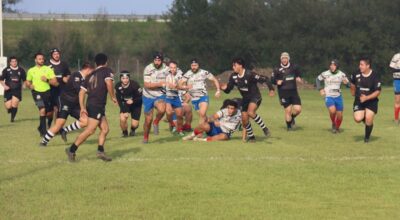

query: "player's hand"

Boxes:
[319, 89, 325, 97]
[41, 76, 48, 82]
[30, 84, 35, 90]
[360, 94, 368, 103]
[80, 109, 88, 117]
[126, 99, 133, 105]
[268, 90, 275, 97]
[112, 97, 118, 105]
[215, 90, 221, 98]
[277, 80, 283, 85]
[214, 121, 221, 127]
[220, 83, 227, 90]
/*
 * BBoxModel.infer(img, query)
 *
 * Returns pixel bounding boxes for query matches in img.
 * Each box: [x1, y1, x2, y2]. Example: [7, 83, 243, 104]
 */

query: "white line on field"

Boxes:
[1, 156, 399, 164]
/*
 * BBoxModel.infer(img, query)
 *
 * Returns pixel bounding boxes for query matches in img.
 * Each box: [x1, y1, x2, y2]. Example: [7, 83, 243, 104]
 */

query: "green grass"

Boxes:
[1, 88, 399, 219]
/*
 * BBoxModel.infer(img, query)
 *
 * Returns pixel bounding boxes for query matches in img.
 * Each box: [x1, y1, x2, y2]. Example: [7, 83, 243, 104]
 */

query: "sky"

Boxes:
[11, 0, 174, 15]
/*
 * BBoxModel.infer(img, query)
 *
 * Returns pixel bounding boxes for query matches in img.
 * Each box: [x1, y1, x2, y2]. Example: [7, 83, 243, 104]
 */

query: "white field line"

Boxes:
[1, 156, 399, 164]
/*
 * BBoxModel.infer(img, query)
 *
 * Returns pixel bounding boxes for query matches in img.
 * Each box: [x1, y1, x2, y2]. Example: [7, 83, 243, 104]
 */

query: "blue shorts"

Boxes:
[206, 122, 224, 137]
[166, 96, 183, 109]
[394, 80, 400, 95]
[142, 95, 166, 113]
[192, 96, 209, 111]
[325, 95, 344, 111]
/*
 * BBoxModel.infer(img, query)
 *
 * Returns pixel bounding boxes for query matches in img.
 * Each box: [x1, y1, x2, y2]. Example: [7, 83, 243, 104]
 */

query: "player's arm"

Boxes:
[105, 77, 117, 104]
[208, 73, 221, 98]
[212, 112, 222, 126]
[221, 73, 235, 94]
[114, 84, 123, 104]
[315, 74, 325, 96]
[349, 73, 356, 96]
[25, 70, 34, 90]
[390, 54, 400, 71]
[0, 70, 9, 90]
[79, 87, 87, 113]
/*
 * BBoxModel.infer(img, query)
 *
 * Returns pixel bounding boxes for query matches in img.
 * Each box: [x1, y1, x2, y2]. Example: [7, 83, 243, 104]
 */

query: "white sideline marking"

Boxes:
[1, 156, 399, 164]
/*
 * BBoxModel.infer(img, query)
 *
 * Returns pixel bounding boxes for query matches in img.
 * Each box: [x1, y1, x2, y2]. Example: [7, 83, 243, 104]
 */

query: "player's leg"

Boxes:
[40, 118, 66, 146]
[130, 103, 141, 136]
[4, 97, 12, 120]
[153, 99, 166, 135]
[9, 95, 20, 122]
[182, 103, 193, 131]
[65, 117, 99, 162]
[165, 102, 175, 131]
[242, 109, 255, 142]
[182, 121, 210, 140]
[96, 116, 112, 161]
[291, 104, 302, 127]
[284, 104, 293, 130]
[197, 101, 208, 124]
[334, 96, 344, 132]
[353, 110, 365, 124]
[327, 105, 337, 132]
[364, 109, 376, 143]
[120, 112, 129, 137]
[195, 133, 229, 142]
[143, 109, 153, 143]
[394, 94, 400, 124]
[175, 107, 184, 135]
[247, 101, 270, 137]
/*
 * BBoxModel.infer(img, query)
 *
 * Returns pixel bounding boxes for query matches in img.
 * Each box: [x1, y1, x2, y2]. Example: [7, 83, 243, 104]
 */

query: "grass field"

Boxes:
[0, 88, 399, 219]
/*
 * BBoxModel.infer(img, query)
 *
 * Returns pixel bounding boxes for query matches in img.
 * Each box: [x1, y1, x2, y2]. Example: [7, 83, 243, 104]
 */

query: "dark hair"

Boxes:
[191, 58, 199, 64]
[232, 57, 245, 67]
[153, 52, 164, 61]
[120, 70, 130, 79]
[50, 48, 61, 55]
[81, 61, 93, 70]
[221, 99, 238, 109]
[95, 53, 108, 66]
[169, 60, 178, 66]
[8, 56, 17, 62]
[34, 52, 44, 58]
[360, 56, 372, 66]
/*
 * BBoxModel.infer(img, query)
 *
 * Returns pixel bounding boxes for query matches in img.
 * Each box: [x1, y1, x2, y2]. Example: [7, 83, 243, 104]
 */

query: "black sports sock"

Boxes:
[286, 120, 292, 129]
[122, 130, 128, 136]
[10, 108, 17, 121]
[7, 108, 11, 114]
[47, 117, 53, 128]
[291, 114, 297, 119]
[98, 145, 105, 153]
[365, 124, 374, 140]
[131, 126, 137, 132]
[70, 143, 78, 153]
[40, 116, 46, 132]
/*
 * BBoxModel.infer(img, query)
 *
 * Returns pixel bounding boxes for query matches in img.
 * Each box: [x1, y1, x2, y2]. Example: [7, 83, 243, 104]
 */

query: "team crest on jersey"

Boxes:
[74, 77, 80, 82]
[377, 83, 381, 87]
[281, 98, 286, 103]
[354, 105, 359, 111]
[62, 105, 69, 111]
[245, 80, 248, 84]
[36, 95, 41, 100]
[138, 88, 143, 93]
[97, 113, 102, 119]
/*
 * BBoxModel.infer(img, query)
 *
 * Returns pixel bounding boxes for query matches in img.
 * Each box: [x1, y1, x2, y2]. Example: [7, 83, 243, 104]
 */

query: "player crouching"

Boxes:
[182, 99, 242, 142]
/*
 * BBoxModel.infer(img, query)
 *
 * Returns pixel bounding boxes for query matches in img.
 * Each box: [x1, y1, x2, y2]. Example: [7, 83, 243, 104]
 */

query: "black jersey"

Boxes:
[272, 63, 301, 91]
[350, 71, 381, 100]
[0, 66, 26, 90]
[82, 67, 114, 107]
[48, 60, 71, 91]
[115, 80, 142, 105]
[60, 71, 85, 103]
[223, 69, 274, 100]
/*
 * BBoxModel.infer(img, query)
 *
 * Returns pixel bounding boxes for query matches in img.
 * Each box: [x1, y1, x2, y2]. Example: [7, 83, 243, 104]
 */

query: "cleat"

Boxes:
[364, 138, 370, 143]
[178, 131, 185, 137]
[246, 136, 256, 143]
[97, 152, 112, 162]
[65, 147, 76, 162]
[153, 123, 159, 135]
[291, 118, 296, 128]
[262, 127, 271, 137]
[129, 130, 136, 136]
[39, 142, 47, 147]
[60, 129, 68, 143]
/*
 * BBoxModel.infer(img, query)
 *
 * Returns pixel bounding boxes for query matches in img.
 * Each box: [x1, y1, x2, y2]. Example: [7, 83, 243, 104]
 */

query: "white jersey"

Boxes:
[317, 70, 348, 97]
[390, 53, 400, 79]
[165, 69, 184, 97]
[143, 63, 169, 98]
[216, 108, 242, 135]
[183, 69, 215, 100]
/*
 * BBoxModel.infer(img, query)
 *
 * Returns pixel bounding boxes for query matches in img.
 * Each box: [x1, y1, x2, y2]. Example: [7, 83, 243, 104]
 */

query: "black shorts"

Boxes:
[32, 90, 52, 112]
[50, 87, 60, 108]
[4, 89, 22, 102]
[353, 98, 379, 114]
[87, 105, 106, 120]
[57, 98, 80, 120]
[278, 90, 301, 108]
[242, 97, 262, 112]
[119, 100, 142, 121]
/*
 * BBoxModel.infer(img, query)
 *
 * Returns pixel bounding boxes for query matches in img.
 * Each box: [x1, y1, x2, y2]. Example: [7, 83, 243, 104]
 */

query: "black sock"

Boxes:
[98, 145, 105, 152]
[7, 109, 11, 114]
[40, 116, 46, 131]
[131, 126, 137, 132]
[286, 120, 292, 129]
[365, 124, 374, 140]
[122, 130, 128, 135]
[291, 114, 297, 119]
[10, 108, 17, 121]
[70, 143, 78, 153]
[47, 117, 53, 128]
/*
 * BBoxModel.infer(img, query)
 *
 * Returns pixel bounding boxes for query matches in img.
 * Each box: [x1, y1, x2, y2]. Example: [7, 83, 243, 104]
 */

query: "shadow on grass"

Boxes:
[17, 117, 38, 122]
[109, 147, 141, 158]
[353, 135, 380, 143]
